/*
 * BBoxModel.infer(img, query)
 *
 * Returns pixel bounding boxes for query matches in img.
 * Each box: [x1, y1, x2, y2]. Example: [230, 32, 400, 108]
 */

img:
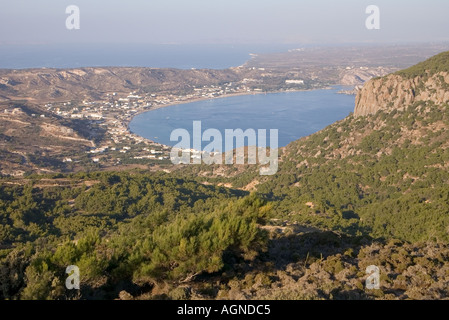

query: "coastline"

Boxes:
[125, 92, 264, 131]
[125, 86, 335, 143]
[125, 91, 266, 147]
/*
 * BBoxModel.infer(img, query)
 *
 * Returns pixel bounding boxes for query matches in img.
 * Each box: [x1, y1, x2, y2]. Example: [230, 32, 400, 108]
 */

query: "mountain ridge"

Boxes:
[0, 67, 250, 103]
[354, 51, 449, 117]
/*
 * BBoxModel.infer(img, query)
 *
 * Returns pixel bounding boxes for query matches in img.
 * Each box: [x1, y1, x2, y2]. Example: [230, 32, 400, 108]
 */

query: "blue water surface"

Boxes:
[130, 88, 355, 150]
[0, 44, 293, 69]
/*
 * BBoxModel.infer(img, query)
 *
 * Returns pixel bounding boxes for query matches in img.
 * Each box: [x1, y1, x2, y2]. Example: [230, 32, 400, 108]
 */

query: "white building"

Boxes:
[285, 80, 305, 85]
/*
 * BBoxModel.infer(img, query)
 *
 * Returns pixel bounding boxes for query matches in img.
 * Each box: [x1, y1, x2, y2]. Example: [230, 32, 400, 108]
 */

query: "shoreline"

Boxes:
[125, 91, 266, 146]
[126, 91, 264, 131]
[125, 86, 336, 144]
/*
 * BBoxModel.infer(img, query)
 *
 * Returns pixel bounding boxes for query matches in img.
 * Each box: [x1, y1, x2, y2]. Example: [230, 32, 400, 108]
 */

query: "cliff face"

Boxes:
[354, 72, 449, 117]
[354, 51, 449, 117]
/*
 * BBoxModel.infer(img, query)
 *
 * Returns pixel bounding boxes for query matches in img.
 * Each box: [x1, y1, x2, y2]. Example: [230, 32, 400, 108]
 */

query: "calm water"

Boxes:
[0, 44, 293, 69]
[130, 88, 355, 150]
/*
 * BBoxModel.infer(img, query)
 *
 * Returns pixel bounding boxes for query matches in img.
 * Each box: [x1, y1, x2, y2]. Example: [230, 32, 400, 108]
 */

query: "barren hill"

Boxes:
[0, 67, 255, 103]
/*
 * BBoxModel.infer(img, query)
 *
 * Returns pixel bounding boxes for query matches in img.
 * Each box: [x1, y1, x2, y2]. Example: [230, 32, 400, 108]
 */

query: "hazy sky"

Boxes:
[1, 0, 449, 45]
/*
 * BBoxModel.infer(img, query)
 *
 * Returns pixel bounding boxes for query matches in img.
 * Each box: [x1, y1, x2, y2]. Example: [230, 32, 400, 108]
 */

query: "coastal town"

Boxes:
[40, 81, 279, 168]
[0, 56, 399, 175]
[31, 62, 389, 171]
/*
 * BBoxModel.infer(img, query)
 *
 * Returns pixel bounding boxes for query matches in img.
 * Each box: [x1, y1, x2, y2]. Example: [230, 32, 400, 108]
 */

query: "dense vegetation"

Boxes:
[258, 100, 449, 243]
[151, 97, 449, 299]
[0, 172, 271, 299]
[176, 100, 449, 244]
[2, 52, 449, 300]
[3, 169, 449, 300]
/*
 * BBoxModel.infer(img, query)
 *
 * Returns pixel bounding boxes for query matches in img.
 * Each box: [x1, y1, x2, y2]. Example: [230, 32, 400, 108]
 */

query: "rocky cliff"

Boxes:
[355, 51, 449, 117]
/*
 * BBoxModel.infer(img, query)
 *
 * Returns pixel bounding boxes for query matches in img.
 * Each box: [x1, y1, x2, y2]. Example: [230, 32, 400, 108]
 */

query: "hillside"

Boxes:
[0, 103, 103, 176]
[2, 51, 449, 301]
[355, 51, 449, 117]
[166, 52, 449, 299]
[396, 51, 449, 79]
[185, 51, 449, 243]
[0, 68, 253, 103]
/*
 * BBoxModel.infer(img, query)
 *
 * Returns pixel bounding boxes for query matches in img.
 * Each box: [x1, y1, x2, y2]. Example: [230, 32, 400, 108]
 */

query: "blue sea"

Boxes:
[0, 44, 355, 150]
[129, 88, 355, 151]
[0, 43, 293, 69]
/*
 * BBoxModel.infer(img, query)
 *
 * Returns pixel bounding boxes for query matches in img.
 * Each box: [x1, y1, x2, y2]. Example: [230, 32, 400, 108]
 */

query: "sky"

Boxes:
[0, 0, 449, 45]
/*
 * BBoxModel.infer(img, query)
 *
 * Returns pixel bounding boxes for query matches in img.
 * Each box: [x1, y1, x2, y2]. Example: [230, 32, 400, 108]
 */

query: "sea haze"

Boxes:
[129, 87, 355, 151]
[0, 43, 293, 69]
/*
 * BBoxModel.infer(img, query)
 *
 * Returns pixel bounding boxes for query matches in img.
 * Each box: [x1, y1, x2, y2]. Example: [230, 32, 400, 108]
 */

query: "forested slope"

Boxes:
[2, 52, 449, 300]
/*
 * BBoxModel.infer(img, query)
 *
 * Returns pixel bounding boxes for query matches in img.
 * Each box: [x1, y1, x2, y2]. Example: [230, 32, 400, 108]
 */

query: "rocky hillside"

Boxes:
[355, 51, 449, 117]
[0, 104, 102, 176]
[180, 51, 449, 244]
[0, 67, 259, 103]
[169, 58, 449, 299]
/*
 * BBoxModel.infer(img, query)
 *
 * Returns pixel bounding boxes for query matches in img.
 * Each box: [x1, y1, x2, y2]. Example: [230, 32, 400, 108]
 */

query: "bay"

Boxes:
[129, 88, 355, 151]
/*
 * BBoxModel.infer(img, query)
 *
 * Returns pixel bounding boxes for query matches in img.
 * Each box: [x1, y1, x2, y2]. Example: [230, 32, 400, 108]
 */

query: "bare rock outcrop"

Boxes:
[355, 72, 449, 117]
